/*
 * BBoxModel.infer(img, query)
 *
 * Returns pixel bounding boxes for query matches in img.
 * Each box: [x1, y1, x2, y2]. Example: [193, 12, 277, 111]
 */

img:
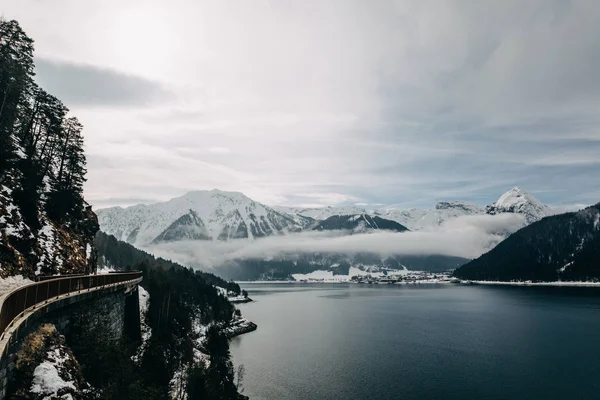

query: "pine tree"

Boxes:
[0, 18, 35, 180]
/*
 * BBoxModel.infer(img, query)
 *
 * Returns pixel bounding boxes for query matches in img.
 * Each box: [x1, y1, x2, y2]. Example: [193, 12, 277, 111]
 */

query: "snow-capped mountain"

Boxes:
[485, 187, 555, 224]
[280, 188, 553, 231]
[97, 187, 556, 248]
[274, 205, 369, 220]
[311, 214, 409, 233]
[375, 201, 485, 231]
[96, 190, 305, 246]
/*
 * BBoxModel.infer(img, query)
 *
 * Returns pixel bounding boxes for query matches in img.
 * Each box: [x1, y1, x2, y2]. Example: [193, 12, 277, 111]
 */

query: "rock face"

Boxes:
[97, 190, 305, 246]
[11, 324, 91, 400]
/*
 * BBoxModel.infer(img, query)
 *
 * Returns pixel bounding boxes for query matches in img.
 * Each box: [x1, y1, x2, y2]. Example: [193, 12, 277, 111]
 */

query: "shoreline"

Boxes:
[224, 317, 257, 338]
[467, 280, 600, 287]
[236, 280, 600, 288]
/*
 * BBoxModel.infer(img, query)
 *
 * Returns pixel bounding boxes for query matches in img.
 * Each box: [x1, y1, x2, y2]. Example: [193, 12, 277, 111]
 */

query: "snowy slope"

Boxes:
[97, 190, 305, 246]
[375, 201, 485, 231]
[97, 187, 556, 248]
[274, 205, 369, 220]
[1, 184, 96, 278]
[485, 187, 555, 224]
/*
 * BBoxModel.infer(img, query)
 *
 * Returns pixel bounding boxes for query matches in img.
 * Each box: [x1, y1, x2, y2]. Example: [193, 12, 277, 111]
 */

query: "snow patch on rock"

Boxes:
[31, 350, 76, 399]
[132, 286, 152, 364]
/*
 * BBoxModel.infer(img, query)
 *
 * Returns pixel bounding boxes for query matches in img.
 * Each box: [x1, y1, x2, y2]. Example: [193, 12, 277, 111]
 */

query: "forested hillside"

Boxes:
[0, 19, 97, 278]
[311, 214, 409, 233]
[0, 19, 249, 399]
[93, 231, 248, 399]
[454, 204, 600, 282]
[95, 230, 241, 294]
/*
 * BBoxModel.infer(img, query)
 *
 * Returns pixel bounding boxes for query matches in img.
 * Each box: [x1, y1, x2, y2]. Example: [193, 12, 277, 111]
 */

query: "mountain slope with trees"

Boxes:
[311, 214, 409, 233]
[1, 19, 249, 399]
[93, 231, 249, 399]
[0, 18, 97, 278]
[454, 203, 600, 281]
[95, 230, 241, 294]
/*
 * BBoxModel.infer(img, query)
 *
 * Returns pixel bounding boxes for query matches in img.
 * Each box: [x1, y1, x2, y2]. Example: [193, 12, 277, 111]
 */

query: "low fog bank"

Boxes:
[145, 213, 526, 270]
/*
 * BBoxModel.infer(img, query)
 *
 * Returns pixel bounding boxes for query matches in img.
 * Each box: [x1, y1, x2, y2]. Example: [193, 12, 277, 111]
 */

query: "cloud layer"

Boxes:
[147, 214, 526, 269]
[35, 58, 169, 107]
[4, 0, 600, 209]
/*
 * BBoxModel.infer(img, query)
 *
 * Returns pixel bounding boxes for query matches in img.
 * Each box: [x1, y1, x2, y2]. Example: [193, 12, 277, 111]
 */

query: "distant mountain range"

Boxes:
[454, 203, 600, 282]
[96, 190, 307, 246]
[277, 187, 555, 231]
[97, 187, 555, 247]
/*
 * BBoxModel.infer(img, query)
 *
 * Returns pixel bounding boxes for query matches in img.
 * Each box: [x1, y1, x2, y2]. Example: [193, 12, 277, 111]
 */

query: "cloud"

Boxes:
[34, 57, 169, 107]
[208, 147, 231, 154]
[146, 213, 526, 269]
[4, 0, 600, 208]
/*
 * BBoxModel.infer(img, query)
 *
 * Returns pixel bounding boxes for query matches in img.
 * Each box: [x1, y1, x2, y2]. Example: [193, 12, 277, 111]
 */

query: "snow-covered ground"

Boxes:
[132, 286, 152, 364]
[469, 280, 600, 287]
[291, 266, 412, 282]
[36, 221, 57, 275]
[228, 295, 252, 303]
[96, 265, 116, 274]
[30, 348, 77, 400]
[214, 285, 251, 303]
[221, 317, 257, 338]
[169, 313, 212, 400]
[0, 275, 34, 297]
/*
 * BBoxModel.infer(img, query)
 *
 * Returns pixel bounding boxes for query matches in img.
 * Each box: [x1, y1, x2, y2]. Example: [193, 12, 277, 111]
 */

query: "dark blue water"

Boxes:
[230, 283, 600, 400]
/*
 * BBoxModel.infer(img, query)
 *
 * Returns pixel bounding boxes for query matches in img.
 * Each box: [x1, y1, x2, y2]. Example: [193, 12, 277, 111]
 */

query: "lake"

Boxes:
[230, 283, 600, 400]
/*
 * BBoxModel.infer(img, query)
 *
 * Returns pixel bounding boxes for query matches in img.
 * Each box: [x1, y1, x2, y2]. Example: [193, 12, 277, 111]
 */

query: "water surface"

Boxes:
[231, 283, 600, 400]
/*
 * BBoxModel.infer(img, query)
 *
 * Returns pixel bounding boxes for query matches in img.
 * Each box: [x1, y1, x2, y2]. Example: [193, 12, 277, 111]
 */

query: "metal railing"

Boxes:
[0, 272, 142, 339]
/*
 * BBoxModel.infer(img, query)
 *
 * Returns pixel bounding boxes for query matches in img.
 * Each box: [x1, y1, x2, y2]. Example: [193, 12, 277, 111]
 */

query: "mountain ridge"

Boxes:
[454, 203, 600, 281]
[275, 187, 554, 231]
[97, 187, 556, 248]
[97, 189, 306, 246]
[311, 214, 409, 233]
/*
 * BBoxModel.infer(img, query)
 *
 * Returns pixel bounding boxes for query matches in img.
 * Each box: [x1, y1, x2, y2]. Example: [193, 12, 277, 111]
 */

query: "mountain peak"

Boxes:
[487, 187, 554, 224]
[495, 187, 538, 207]
[97, 189, 302, 245]
[435, 201, 479, 211]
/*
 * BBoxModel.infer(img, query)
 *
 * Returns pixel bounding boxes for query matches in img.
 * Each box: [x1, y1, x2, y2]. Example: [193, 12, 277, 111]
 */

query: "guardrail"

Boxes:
[0, 272, 142, 339]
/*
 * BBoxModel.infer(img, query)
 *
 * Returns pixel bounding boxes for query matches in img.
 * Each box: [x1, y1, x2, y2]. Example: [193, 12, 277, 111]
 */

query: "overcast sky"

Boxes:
[4, 0, 600, 210]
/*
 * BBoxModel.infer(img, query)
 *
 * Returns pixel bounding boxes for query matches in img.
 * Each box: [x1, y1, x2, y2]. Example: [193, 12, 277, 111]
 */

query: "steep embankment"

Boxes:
[0, 19, 97, 280]
[454, 204, 600, 281]
[11, 324, 91, 400]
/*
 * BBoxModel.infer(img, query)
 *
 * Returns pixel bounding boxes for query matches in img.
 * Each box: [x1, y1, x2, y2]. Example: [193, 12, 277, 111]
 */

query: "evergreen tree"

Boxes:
[0, 19, 35, 180]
